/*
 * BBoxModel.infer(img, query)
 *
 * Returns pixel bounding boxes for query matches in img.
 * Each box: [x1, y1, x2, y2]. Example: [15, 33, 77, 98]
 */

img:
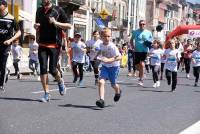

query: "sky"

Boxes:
[187, 0, 200, 4]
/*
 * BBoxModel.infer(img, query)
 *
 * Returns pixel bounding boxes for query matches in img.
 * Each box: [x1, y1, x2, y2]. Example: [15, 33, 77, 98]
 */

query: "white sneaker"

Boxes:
[37, 76, 41, 81]
[156, 81, 160, 87]
[138, 81, 144, 86]
[153, 83, 157, 88]
[186, 74, 190, 79]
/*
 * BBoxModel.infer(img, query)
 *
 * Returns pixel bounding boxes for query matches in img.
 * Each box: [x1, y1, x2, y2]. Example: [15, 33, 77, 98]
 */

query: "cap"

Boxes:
[74, 32, 81, 37]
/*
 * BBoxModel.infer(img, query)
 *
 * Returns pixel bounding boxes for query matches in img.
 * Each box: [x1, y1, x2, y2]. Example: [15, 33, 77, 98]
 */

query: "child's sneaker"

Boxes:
[138, 81, 144, 87]
[156, 81, 160, 87]
[114, 90, 122, 102]
[40, 93, 50, 102]
[194, 82, 198, 87]
[0, 86, 5, 92]
[96, 99, 105, 108]
[153, 83, 157, 88]
[58, 80, 66, 96]
[78, 80, 84, 87]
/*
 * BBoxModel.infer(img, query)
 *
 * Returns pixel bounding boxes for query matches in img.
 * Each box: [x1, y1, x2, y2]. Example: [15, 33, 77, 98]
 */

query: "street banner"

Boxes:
[95, 17, 106, 29]
[188, 30, 200, 38]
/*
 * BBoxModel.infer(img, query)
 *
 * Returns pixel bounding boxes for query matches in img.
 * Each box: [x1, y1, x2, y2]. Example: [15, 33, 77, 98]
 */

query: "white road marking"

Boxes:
[179, 121, 200, 134]
[31, 87, 76, 94]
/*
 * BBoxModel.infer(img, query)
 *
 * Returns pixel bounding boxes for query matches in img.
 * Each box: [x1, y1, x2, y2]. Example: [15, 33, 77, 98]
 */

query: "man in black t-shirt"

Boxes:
[34, 0, 72, 102]
[0, 0, 21, 91]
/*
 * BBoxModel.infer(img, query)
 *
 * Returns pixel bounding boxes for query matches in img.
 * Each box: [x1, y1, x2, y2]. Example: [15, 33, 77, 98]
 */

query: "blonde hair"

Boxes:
[101, 28, 111, 36]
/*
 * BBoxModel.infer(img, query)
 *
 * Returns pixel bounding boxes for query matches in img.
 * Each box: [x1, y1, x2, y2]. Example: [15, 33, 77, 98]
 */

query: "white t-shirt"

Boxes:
[11, 45, 22, 60]
[149, 48, 163, 66]
[98, 42, 121, 67]
[192, 50, 200, 67]
[71, 41, 86, 63]
[86, 39, 102, 61]
[164, 49, 180, 72]
[161, 49, 166, 63]
[29, 42, 39, 61]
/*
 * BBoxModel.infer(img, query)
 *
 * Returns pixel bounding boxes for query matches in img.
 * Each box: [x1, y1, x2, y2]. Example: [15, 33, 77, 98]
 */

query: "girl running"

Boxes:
[149, 39, 163, 88]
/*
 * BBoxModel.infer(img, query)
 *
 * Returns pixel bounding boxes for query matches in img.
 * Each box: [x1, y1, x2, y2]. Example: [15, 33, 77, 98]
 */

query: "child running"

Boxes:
[86, 30, 102, 85]
[149, 39, 163, 88]
[28, 35, 40, 80]
[11, 39, 22, 79]
[164, 39, 181, 92]
[192, 42, 200, 87]
[71, 32, 86, 87]
[95, 28, 122, 108]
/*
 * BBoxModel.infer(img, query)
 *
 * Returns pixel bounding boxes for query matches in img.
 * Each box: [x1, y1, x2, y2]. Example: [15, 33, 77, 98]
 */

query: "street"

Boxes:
[0, 69, 200, 134]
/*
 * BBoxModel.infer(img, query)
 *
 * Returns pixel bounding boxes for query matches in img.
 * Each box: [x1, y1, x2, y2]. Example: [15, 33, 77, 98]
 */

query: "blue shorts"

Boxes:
[100, 66, 120, 86]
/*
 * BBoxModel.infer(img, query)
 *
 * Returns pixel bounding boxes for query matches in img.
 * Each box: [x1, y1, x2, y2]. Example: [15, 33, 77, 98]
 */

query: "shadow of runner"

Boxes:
[0, 97, 39, 102]
[58, 104, 113, 110]
[139, 89, 172, 92]
[0, 97, 61, 102]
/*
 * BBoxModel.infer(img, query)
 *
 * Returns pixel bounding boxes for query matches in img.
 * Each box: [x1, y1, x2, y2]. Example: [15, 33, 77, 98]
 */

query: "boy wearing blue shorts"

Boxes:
[95, 28, 122, 108]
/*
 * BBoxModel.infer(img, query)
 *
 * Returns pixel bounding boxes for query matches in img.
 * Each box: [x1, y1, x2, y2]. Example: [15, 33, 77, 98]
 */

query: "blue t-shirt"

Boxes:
[132, 29, 153, 52]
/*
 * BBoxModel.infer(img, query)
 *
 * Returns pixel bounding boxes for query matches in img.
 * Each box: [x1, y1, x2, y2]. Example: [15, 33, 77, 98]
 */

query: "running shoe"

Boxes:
[138, 81, 144, 86]
[156, 81, 160, 87]
[0, 86, 5, 92]
[96, 99, 105, 108]
[78, 80, 84, 87]
[194, 82, 198, 87]
[153, 83, 157, 88]
[40, 93, 50, 102]
[58, 80, 66, 96]
[114, 90, 122, 102]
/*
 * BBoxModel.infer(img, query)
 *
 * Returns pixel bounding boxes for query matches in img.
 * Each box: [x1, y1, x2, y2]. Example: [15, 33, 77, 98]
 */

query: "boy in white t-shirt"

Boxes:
[164, 39, 181, 92]
[71, 33, 86, 87]
[95, 28, 122, 108]
[28, 35, 40, 78]
[11, 39, 22, 79]
[86, 30, 102, 85]
[192, 43, 200, 87]
[149, 40, 163, 88]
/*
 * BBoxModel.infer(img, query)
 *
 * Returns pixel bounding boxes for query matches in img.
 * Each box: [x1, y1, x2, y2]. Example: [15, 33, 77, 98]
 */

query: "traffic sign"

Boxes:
[99, 9, 110, 20]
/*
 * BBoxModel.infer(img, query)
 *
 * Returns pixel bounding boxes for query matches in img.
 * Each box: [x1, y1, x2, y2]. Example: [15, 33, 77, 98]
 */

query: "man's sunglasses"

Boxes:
[139, 23, 146, 26]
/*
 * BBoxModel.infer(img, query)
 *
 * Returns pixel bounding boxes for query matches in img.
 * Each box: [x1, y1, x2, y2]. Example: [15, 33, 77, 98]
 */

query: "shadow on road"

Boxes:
[139, 89, 172, 92]
[0, 97, 39, 102]
[58, 104, 113, 110]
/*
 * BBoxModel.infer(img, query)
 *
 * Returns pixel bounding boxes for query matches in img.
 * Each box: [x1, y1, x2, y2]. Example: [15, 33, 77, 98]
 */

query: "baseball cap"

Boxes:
[0, 0, 7, 6]
[74, 32, 81, 37]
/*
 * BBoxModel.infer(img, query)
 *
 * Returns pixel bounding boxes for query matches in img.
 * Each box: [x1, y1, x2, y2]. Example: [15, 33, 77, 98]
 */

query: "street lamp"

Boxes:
[91, 7, 96, 32]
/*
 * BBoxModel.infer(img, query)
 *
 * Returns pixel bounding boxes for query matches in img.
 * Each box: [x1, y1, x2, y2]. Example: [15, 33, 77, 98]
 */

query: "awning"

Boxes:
[19, 10, 33, 21]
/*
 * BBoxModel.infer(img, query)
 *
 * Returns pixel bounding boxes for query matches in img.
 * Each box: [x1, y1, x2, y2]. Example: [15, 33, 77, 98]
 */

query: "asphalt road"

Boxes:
[0, 69, 200, 134]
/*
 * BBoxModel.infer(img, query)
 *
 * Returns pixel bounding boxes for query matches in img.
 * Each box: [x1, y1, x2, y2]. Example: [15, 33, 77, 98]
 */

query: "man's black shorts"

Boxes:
[134, 52, 147, 65]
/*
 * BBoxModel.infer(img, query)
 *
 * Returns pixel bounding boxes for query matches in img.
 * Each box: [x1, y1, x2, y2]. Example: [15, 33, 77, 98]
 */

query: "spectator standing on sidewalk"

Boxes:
[130, 20, 153, 86]
[86, 30, 102, 85]
[95, 28, 122, 108]
[34, 0, 72, 102]
[28, 35, 40, 80]
[0, 0, 21, 91]
[11, 39, 23, 79]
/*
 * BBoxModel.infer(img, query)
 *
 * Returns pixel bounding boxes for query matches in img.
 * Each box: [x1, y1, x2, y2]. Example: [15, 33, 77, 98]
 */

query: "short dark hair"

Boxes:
[92, 30, 99, 35]
[29, 35, 36, 41]
[139, 20, 145, 24]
